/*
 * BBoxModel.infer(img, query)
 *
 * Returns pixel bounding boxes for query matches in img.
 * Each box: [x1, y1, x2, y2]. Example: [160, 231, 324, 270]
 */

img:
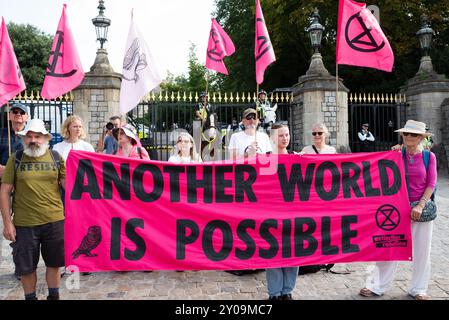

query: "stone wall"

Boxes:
[440, 98, 449, 173]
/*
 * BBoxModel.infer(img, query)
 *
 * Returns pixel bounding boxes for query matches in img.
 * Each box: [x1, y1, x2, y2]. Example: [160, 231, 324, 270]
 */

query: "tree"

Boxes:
[7, 22, 52, 92]
[214, 0, 449, 93]
[161, 43, 224, 93]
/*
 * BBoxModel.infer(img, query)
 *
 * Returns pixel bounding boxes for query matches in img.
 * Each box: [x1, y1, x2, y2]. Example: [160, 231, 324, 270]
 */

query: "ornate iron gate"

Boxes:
[0, 92, 73, 147]
[128, 91, 294, 161]
[348, 93, 407, 152]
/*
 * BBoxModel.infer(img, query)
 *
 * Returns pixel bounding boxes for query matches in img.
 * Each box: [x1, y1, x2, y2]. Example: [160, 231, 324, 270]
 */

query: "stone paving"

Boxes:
[1, 175, 448, 300]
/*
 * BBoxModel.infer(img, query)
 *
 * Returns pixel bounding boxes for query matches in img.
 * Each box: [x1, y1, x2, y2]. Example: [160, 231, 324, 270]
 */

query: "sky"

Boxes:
[0, 0, 216, 79]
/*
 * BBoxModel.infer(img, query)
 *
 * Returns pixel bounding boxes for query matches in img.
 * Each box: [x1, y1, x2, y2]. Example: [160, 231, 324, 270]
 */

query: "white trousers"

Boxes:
[365, 221, 433, 297]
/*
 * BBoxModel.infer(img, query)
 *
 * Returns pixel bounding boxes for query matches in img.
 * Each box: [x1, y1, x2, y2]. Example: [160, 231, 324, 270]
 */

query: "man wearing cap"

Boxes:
[0, 103, 29, 179]
[357, 123, 375, 152]
[228, 108, 272, 160]
[226, 108, 271, 276]
[0, 119, 66, 300]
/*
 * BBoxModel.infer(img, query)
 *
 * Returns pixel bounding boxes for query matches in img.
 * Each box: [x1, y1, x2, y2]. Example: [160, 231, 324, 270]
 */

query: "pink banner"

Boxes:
[205, 18, 235, 75]
[41, 4, 84, 100]
[336, 0, 394, 72]
[255, 0, 276, 84]
[0, 17, 26, 107]
[65, 151, 412, 272]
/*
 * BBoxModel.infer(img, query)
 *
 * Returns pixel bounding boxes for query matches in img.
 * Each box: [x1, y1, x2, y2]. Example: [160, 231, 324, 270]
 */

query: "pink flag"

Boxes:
[41, 4, 84, 100]
[336, 0, 394, 72]
[0, 17, 26, 107]
[255, 0, 276, 84]
[205, 19, 235, 75]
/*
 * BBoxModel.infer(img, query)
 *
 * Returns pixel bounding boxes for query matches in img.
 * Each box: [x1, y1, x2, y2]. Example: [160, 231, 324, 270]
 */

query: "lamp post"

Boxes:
[416, 14, 435, 75]
[416, 14, 435, 57]
[305, 8, 328, 76]
[92, 0, 111, 49]
[307, 8, 325, 54]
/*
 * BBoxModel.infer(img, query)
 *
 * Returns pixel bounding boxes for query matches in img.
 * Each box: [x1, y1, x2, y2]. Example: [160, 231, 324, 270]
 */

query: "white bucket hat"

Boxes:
[17, 119, 52, 139]
[395, 120, 432, 136]
[112, 125, 139, 144]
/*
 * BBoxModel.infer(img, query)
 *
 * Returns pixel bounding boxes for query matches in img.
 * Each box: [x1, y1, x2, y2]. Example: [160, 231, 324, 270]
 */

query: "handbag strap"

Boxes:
[312, 145, 320, 154]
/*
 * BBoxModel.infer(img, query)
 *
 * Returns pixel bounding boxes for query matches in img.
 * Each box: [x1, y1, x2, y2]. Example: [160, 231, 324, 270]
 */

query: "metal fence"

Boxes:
[348, 93, 407, 152]
[1, 92, 73, 147]
[127, 91, 294, 161]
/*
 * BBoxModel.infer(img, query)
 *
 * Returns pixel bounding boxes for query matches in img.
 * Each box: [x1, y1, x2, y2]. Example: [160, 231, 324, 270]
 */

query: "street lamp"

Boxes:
[92, 0, 111, 49]
[416, 14, 435, 57]
[307, 8, 325, 53]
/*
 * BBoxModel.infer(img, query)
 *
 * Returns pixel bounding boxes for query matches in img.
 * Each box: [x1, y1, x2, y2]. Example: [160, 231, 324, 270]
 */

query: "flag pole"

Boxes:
[205, 69, 209, 95]
[335, 64, 339, 150]
[6, 102, 11, 157]
[255, 83, 259, 142]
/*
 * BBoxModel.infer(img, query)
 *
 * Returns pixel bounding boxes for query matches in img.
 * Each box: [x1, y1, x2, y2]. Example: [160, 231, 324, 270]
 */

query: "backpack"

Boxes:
[297, 264, 349, 275]
[401, 148, 436, 200]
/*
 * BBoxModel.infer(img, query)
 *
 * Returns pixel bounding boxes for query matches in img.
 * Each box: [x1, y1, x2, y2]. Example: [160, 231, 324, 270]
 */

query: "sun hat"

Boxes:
[395, 120, 432, 136]
[17, 118, 52, 139]
[112, 125, 139, 143]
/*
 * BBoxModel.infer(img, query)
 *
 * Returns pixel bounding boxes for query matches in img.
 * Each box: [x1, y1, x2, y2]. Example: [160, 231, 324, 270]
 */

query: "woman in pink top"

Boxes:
[360, 120, 437, 300]
[112, 125, 149, 159]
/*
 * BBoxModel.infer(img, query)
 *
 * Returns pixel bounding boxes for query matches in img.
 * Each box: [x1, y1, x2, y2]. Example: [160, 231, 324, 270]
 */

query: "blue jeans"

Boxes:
[266, 267, 299, 297]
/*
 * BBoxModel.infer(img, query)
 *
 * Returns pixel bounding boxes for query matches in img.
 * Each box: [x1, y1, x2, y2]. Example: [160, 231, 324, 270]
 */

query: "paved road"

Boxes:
[1, 175, 448, 300]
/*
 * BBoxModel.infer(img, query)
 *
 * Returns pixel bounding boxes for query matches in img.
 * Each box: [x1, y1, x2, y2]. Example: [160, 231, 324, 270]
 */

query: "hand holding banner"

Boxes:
[255, 0, 276, 84]
[0, 17, 26, 107]
[205, 19, 235, 75]
[41, 4, 84, 100]
[336, 0, 394, 72]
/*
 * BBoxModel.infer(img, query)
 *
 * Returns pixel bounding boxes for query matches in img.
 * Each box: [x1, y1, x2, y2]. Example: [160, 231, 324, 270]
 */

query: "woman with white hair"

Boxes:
[168, 132, 202, 163]
[360, 120, 437, 300]
[301, 123, 337, 154]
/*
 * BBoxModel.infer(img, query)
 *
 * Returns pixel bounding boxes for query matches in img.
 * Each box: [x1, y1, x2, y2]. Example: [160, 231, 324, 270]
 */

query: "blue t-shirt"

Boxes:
[104, 135, 117, 154]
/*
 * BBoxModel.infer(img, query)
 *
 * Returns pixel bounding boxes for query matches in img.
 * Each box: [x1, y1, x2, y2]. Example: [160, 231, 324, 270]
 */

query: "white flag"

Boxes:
[120, 12, 162, 114]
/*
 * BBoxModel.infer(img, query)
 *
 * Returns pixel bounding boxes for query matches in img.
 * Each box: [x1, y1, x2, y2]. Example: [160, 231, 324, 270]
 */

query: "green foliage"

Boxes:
[161, 43, 224, 93]
[7, 22, 52, 92]
[213, 0, 449, 93]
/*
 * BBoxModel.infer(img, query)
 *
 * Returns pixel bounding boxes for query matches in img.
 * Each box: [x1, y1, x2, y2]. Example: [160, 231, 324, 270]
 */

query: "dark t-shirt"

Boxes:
[0, 127, 24, 165]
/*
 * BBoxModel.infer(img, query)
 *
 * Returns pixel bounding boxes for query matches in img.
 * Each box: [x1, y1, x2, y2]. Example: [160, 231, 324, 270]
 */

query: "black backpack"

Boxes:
[297, 264, 350, 275]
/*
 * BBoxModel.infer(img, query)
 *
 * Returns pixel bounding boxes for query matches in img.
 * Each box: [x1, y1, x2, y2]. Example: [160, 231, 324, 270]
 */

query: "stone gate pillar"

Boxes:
[291, 52, 350, 152]
[72, 49, 122, 149]
[401, 55, 449, 167]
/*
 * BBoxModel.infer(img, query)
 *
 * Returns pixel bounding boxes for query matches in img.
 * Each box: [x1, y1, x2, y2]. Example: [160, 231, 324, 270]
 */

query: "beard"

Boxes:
[23, 141, 49, 158]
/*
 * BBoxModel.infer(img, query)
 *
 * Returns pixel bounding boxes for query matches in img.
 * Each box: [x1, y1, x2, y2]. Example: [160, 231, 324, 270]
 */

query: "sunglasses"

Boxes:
[402, 132, 420, 137]
[245, 114, 257, 120]
[312, 132, 323, 136]
[12, 110, 26, 115]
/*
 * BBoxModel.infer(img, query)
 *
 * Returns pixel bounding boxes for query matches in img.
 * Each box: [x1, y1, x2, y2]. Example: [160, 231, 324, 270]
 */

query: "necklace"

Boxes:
[408, 152, 419, 164]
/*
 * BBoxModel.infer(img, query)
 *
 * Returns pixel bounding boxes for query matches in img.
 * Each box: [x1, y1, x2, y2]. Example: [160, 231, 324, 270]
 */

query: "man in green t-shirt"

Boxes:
[0, 119, 66, 300]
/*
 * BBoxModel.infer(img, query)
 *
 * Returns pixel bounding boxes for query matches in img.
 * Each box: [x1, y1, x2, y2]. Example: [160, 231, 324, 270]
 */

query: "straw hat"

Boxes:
[395, 120, 432, 136]
[17, 119, 52, 140]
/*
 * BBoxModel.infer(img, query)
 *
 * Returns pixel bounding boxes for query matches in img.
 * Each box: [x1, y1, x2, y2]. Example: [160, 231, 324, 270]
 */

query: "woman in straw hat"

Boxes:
[360, 120, 437, 300]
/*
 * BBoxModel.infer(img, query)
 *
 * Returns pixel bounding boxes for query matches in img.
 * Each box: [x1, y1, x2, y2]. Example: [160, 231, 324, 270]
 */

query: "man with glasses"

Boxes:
[228, 108, 272, 161]
[0, 103, 29, 179]
[226, 108, 272, 276]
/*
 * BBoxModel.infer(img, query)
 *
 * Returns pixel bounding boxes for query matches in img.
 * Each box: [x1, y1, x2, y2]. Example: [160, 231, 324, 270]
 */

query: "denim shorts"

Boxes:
[11, 220, 65, 276]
